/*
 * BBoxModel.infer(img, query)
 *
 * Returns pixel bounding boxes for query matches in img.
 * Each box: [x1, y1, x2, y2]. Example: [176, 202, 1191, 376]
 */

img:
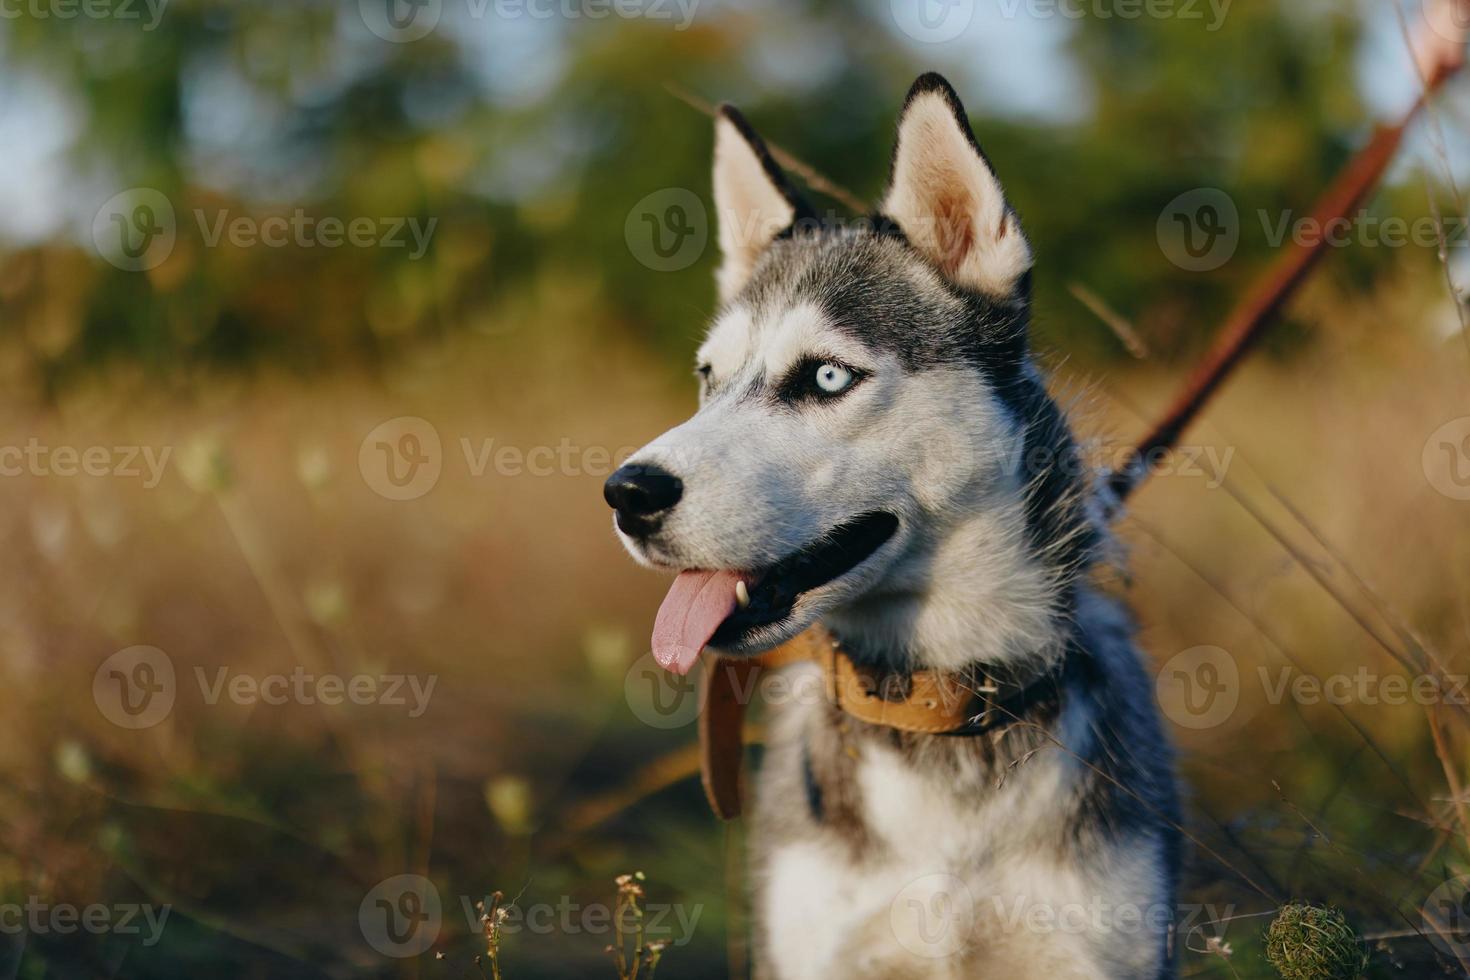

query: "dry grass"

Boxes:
[1, 269, 1467, 975]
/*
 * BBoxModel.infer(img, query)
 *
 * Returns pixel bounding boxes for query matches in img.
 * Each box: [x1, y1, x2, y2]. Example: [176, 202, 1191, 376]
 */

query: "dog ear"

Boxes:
[712, 105, 810, 303]
[880, 73, 1032, 300]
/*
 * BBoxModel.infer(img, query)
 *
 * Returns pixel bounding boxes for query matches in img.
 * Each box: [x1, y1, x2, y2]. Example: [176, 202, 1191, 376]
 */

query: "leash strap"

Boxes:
[697, 628, 831, 819]
[698, 655, 761, 820]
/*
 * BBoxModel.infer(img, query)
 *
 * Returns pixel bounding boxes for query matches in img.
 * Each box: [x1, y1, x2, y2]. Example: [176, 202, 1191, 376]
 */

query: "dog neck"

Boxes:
[819, 505, 1080, 675]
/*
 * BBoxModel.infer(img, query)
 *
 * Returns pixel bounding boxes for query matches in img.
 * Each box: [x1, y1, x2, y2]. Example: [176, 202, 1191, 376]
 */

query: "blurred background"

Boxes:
[2, 0, 1469, 976]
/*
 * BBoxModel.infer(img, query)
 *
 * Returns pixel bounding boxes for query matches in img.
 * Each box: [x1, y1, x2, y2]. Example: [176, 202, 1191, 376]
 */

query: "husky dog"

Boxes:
[604, 73, 1179, 979]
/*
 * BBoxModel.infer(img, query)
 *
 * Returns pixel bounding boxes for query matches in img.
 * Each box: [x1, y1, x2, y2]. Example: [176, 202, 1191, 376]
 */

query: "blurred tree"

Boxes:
[0, 0, 1442, 393]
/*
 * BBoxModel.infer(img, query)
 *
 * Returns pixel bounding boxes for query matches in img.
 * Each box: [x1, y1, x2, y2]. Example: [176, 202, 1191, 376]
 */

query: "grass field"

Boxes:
[2, 266, 1469, 978]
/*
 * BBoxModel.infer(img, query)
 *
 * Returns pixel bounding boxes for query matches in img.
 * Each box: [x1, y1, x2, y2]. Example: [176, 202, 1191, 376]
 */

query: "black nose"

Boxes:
[604, 464, 683, 524]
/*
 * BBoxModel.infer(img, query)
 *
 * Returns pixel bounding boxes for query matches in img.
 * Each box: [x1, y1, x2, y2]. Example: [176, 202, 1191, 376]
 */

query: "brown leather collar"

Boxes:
[698, 625, 1065, 819]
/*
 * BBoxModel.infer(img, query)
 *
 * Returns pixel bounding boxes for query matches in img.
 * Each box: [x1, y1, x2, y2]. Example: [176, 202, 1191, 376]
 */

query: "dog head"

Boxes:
[606, 73, 1098, 674]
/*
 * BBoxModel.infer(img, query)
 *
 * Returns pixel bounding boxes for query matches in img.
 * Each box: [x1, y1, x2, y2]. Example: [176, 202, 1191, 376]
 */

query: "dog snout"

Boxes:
[604, 463, 683, 534]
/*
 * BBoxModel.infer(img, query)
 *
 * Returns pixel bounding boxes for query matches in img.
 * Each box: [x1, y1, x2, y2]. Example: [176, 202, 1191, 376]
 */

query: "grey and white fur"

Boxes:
[607, 73, 1180, 979]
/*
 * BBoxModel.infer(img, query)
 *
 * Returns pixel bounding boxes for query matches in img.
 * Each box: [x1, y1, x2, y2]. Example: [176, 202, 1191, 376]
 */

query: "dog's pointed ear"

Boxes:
[712, 105, 810, 303]
[880, 73, 1032, 300]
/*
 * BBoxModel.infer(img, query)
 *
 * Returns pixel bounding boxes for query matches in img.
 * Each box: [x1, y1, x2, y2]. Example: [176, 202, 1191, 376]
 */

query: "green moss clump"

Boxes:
[1263, 904, 1368, 980]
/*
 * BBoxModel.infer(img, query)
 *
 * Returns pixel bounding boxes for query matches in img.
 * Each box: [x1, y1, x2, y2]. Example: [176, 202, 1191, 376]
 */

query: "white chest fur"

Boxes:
[757, 699, 1170, 979]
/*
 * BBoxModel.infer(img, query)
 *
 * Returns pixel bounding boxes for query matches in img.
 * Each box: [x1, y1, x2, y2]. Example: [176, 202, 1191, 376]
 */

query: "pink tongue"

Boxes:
[651, 569, 744, 675]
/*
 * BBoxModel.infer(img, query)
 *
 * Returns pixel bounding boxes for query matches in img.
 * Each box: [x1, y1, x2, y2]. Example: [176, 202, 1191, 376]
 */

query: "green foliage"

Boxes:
[0, 0, 1433, 393]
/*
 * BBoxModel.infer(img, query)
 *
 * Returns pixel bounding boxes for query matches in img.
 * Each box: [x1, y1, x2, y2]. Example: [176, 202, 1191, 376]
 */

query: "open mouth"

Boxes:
[650, 511, 899, 674]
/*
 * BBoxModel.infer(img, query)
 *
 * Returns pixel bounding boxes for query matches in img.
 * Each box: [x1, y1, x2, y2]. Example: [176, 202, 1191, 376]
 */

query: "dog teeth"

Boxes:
[735, 581, 750, 608]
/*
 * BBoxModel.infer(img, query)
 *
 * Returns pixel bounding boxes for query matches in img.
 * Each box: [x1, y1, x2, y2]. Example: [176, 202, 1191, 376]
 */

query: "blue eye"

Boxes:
[815, 362, 854, 394]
